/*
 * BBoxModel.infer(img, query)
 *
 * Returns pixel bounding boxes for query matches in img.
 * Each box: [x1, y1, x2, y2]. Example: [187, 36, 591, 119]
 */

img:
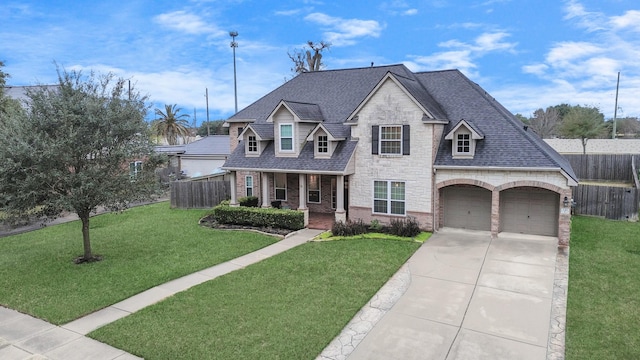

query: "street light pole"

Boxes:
[229, 31, 238, 114]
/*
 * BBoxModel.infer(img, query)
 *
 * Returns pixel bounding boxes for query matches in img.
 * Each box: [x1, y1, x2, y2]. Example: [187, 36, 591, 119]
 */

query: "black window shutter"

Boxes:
[372, 125, 379, 155]
[402, 125, 410, 155]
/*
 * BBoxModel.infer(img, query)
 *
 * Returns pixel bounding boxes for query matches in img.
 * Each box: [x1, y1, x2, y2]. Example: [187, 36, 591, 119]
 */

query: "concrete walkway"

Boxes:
[319, 228, 568, 360]
[0, 228, 323, 360]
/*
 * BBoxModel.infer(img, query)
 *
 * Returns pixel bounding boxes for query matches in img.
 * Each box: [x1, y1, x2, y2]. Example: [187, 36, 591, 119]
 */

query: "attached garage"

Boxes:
[441, 186, 492, 231]
[500, 188, 559, 237]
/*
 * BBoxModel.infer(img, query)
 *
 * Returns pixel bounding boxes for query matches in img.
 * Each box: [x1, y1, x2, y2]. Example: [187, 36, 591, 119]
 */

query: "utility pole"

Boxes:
[230, 31, 239, 114]
[612, 72, 620, 139]
[205, 88, 210, 136]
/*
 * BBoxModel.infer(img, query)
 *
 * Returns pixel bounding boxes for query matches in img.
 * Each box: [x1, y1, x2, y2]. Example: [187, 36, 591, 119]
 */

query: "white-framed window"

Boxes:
[380, 126, 402, 155]
[245, 175, 254, 197]
[317, 135, 328, 153]
[308, 174, 320, 203]
[456, 133, 470, 154]
[247, 135, 258, 153]
[373, 180, 406, 215]
[275, 173, 287, 200]
[129, 161, 143, 178]
[279, 124, 293, 151]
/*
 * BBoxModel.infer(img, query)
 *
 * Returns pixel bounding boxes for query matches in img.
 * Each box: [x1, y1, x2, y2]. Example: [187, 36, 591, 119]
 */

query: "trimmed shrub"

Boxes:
[386, 217, 421, 237]
[331, 219, 369, 237]
[238, 196, 259, 207]
[212, 204, 304, 230]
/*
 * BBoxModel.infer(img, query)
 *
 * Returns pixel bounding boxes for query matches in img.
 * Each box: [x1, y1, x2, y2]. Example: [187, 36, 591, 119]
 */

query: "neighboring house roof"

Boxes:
[181, 135, 230, 156]
[154, 144, 186, 155]
[5, 85, 59, 103]
[223, 64, 576, 182]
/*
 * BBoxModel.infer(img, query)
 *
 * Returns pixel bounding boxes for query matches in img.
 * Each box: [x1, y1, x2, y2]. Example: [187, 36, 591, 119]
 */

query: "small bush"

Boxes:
[238, 196, 259, 207]
[212, 204, 304, 230]
[386, 217, 421, 237]
[332, 219, 368, 237]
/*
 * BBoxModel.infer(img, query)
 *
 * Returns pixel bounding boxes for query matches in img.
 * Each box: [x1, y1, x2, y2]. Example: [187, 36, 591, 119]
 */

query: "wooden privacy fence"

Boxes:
[170, 180, 231, 209]
[564, 154, 640, 181]
[572, 185, 639, 220]
[567, 154, 640, 220]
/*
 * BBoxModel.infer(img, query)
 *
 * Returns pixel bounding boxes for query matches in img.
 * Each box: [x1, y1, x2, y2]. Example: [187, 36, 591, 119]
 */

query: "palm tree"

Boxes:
[152, 104, 191, 145]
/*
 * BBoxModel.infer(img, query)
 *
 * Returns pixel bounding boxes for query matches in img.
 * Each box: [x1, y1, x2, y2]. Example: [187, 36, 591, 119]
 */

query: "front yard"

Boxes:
[90, 238, 421, 359]
[0, 202, 277, 324]
[566, 216, 640, 359]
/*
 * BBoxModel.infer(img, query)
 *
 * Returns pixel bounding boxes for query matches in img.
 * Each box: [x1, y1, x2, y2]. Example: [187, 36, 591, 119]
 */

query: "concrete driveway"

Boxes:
[345, 228, 562, 360]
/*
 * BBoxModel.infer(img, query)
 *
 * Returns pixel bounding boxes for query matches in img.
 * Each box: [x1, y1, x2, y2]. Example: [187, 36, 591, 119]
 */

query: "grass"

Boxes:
[90, 238, 421, 360]
[318, 230, 431, 243]
[0, 202, 277, 324]
[566, 216, 640, 359]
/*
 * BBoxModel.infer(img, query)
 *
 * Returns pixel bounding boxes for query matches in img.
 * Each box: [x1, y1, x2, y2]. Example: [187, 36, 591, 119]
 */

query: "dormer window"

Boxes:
[280, 124, 293, 152]
[247, 135, 258, 153]
[456, 133, 470, 154]
[317, 135, 328, 153]
[444, 119, 484, 159]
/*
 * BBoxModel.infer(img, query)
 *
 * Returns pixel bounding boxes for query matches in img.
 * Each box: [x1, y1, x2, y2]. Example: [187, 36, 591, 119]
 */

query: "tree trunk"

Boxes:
[582, 138, 588, 154]
[80, 213, 92, 260]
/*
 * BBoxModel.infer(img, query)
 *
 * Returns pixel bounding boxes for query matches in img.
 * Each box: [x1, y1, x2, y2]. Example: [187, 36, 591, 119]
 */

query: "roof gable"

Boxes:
[345, 72, 447, 123]
[444, 119, 484, 140]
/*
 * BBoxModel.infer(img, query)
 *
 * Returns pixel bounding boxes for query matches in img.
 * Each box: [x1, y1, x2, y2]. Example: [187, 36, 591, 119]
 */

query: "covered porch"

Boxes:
[228, 171, 349, 228]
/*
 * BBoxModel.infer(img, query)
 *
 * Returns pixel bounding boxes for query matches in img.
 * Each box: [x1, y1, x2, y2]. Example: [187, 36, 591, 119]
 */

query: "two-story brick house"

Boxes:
[222, 64, 577, 245]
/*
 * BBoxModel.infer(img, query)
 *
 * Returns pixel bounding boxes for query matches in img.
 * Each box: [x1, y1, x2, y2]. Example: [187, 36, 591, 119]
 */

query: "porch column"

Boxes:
[335, 175, 347, 223]
[491, 189, 499, 237]
[229, 171, 238, 207]
[298, 173, 309, 227]
[261, 172, 270, 208]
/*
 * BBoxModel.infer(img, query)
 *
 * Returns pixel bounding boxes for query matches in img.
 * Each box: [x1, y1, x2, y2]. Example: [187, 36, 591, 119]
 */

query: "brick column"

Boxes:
[491, 189, 500, 238]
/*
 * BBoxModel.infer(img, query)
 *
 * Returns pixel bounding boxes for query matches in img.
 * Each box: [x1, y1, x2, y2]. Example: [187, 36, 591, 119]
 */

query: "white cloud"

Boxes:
[518, 1, 640, 117]
[403, 9, 418, 16]
[304, 13, 383, 46]
[154, 10, 225, 36]
[610, 10, 640, 32]
[409, 31, 516, 76]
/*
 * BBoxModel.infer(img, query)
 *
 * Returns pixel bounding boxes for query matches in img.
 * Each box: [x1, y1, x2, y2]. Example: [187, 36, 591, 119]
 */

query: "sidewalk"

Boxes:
[0, 228, 323, 360]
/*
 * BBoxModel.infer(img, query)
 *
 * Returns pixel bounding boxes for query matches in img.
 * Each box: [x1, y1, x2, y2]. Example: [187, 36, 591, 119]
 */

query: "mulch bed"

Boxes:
[199, 214, 296, 237]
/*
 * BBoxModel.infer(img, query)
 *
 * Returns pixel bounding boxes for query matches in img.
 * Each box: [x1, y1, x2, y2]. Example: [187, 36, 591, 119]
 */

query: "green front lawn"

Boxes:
[0, 202, 277, 324]
[566, 216, 640, 359]
[90, 238, 422, 360]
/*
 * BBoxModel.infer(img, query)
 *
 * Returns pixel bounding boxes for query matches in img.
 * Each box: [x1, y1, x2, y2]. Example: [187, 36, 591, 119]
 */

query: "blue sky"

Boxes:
[2, 0, 639, 124]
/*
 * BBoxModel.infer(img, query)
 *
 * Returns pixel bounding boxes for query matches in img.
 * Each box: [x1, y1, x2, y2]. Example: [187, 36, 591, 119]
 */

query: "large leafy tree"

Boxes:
[197, 119, 229, 136]
[558, 105, 606, 154]
[152, 104, 191, 145]
[0, 68, 163, 263]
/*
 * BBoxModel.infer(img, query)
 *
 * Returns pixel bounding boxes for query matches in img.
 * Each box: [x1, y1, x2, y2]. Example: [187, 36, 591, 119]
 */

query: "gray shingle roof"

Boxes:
[417, 70, 577, 181]
[223, 64, 576, 181]
[182, 135, 230, 156]
[281, 101, 323, 121]
[224, 140, 357, 174]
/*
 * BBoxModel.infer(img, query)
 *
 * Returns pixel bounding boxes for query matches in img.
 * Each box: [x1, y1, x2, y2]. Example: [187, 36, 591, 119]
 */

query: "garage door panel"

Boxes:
[443, 187, 491, 231]
[501, 189, 558, 236]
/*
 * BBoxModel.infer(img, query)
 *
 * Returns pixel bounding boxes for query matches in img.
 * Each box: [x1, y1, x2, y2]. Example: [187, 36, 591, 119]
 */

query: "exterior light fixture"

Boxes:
[563, 196, 569, 207]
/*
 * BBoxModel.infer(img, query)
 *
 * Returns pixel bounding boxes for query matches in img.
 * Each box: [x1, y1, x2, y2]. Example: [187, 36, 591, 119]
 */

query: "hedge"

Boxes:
[212, 204, 305, 230]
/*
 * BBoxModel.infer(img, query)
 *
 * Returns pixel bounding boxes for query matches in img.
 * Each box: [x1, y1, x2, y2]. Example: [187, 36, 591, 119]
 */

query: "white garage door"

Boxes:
[500, 188, 559, 236]
[442, 186, 492, 231]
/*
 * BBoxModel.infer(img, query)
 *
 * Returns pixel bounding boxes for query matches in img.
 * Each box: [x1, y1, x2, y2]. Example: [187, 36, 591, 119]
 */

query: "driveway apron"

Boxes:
[347, 228, 558, 360]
